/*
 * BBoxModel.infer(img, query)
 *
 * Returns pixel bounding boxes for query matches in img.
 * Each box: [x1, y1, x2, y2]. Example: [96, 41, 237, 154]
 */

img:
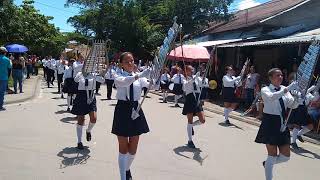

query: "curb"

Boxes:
[5, 76, 41, 105]
[149, 91, 320, 146]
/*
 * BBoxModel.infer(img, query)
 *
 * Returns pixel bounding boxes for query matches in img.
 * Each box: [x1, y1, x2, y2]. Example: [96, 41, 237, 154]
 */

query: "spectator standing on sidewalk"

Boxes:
[244, 65, 260, 108]
[0, 47, 12, 111]
[12, 56, 25, 94]
[26, 56, 32, 79]
[34, 57, 41, 76]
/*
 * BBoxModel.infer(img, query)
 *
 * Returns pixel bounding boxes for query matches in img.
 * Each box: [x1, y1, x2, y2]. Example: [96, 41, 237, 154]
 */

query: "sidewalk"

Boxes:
[4, 75, 41, 105]
[150, 90, 320, 145]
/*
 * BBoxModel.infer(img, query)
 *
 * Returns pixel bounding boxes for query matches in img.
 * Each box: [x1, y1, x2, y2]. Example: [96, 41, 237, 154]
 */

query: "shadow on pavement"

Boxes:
[291, 146, 320, 160]
[51, 97, 61, 100]
[58, 104, 67, 107]
[218, 122, 244, 131]
[173, 145, 208, 166]
[55, 110, 69, 114]
[60, 117, 77, 124]
[57, 147, 91, 169]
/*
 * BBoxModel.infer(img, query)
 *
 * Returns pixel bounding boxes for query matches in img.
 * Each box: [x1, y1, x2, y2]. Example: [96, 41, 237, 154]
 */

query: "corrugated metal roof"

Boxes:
[203, 0, 306, 34]
[218, 28, 320, 48]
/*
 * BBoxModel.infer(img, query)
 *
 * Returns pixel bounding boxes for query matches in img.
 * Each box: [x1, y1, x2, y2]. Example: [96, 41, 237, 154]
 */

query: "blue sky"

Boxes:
[14, 0, 270, 32]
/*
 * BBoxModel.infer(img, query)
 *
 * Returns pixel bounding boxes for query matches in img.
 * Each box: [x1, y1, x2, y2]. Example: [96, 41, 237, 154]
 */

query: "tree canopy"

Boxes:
[66, 0, 234, 59]
[0, 0, 76, 57]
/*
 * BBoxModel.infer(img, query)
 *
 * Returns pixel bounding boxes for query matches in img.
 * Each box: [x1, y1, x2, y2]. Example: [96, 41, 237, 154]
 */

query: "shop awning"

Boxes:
[195, 39, 244, 47]
[218, 28, 320, 48]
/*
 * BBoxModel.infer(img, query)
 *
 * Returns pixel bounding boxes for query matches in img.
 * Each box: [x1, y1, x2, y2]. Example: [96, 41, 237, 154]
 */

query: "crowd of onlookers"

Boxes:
[0, 46, 45, 111]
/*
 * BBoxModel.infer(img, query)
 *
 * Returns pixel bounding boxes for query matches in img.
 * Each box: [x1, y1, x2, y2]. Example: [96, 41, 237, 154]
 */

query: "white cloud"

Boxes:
[238, 0, 261, 10]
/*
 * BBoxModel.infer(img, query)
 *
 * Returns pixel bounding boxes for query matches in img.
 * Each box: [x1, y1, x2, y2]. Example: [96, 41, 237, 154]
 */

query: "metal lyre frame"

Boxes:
[196, 47, 215, 105]
[131, 17, 181, 120]
[82, 39, 108, 104]
[281, 39, 320, 132]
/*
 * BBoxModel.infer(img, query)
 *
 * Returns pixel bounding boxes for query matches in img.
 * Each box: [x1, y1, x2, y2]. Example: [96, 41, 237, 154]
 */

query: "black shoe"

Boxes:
[86, 131, 92, 142]
[291, 142, 299, 149]
[77, 142, 84, 150]
[0, 107, 6, 111]
[187, 141, 196, 148]
[297, 135, 305, 143]
[51, 82, 54, 86]
[126, 170, 132, 180]
[175, 104, 180, 108]
[61, 94, 64, 98]
[225, 120, 231, 125]
[67, 108, 70, 112]
[262, 161, 265, 168]
[163, 100, 167, 103]
[192, 127, 194, 136]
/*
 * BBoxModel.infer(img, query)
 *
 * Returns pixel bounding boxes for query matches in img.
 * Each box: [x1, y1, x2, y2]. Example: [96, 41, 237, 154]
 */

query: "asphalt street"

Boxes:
[0, 80, 319, 180]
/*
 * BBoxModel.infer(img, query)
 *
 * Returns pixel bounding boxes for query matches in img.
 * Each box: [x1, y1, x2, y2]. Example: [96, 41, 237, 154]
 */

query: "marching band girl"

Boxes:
[105, 62, 116, 100]
[222, 66, 241, 125]
[182, 65, 205, 148]
[288, 86, 316, 149]
[160, 67, 171, 103]
[62, 59, 77, 112]
[112, 52, 151, 180]
[171, 67, 185, 107]
[255, 68, 298, 180]
[71, 70, 105, 149]
[56, 58, 67, 96]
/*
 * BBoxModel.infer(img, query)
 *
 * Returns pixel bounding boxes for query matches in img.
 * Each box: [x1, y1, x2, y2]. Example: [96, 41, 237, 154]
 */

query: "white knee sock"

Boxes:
[291, 128, 299, 143]
[265, 155, 276, 180]
[118, 153, 127, 180]
[86, 122, 95, 133]
[67, 95, 71, 108]
[76, 124, 83, 143]
[224, 108, 232, 120]
[126, 153, 135, 171]
[298, 126, 311, 136]
[174, 95, 178, 104]
[193, 120, 203, 127]
[275, 154, 290, 164]
[187, 123, 193, 141]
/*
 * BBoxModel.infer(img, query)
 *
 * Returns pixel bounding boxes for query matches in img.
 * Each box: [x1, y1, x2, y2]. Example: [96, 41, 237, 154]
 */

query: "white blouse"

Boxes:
[63, 66, 75, 79]
[56, 61, 66, 74]
[171, 74, 186, 84]
[74, 72, 105, 91]
[114, 71, 149, 101]
[261, 84, 295, 116]
[105, 67, 116, 80]
[160, 73, 170, 83]
[73, 61, 83, 75]
[183, 75, 201, 95]
[223, 75, 241, 88]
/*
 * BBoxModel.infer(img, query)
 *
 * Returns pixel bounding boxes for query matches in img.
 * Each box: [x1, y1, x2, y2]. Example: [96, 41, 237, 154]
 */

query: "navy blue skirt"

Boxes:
[173, 84, 183, 95]
[288, 105, 313, 126]
[222, 87, 237, 103]
[182, 93, 203, 115]
[160, 81, 170, 90]
[200, 87, 208, 100]
[62, 78, 78, 94]
[71, 90, 97, 116]
[255, 113, 290, 146]
[112, 100, 150, 137]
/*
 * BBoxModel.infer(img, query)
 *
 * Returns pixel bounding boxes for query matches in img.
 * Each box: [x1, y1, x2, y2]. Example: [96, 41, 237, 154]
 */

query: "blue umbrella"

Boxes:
[5, 44, 29, 53]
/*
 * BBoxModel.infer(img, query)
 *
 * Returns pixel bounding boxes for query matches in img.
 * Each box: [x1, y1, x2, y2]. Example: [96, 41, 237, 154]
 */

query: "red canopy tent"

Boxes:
[167, 45, 210, 62]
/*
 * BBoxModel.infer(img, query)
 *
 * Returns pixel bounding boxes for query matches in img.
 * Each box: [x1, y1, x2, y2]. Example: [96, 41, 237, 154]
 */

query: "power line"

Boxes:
[33, 0, 79, 15]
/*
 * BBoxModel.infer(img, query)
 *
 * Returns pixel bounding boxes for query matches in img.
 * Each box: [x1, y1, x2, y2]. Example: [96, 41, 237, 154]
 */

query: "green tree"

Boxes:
[66, 0, 234, 58]
[0, 0, 67, 57]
